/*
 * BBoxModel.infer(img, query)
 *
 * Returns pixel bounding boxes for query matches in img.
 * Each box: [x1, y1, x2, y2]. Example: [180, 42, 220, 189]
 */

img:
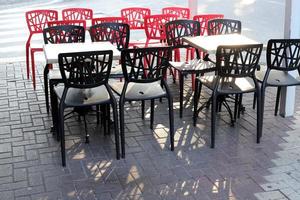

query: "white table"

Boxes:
[44, 41, 121, 64]
[183, 34, 263, 54]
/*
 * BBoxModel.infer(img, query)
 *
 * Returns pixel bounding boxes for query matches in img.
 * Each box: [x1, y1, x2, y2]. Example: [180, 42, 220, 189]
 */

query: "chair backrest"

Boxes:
[92, 17, 128, 25]
[89, 23, 129, 50]
[207, 18, 241, 36]
[121, 47, 172, 82]
[162, 7, 190, 19]
[165, 19, 200, 48]
[267, 39, 300, 71]
[216, 44, 263, 78]
[26, 9, 58, 34]
[121, 7, 151, 29]
[43, 25, 85, 44]
[48, 20, 86, 29]
[62, 8, 93, 20]
[193, 14, 224, 36]
[58, 51, 113, 88]
[144, 14, 178, 40]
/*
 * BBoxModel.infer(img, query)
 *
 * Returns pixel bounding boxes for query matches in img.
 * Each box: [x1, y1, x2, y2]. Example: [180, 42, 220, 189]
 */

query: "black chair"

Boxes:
[51, 50, 119, 166]
[43, 25, 85, 114]
[165, 19, 204, 118]
[90, 23, 130, 78]
[109, 47, 174, 158]
[256, 39, 300, 136]
[193, 44, 263, 148]
[207, 18, 241, 35]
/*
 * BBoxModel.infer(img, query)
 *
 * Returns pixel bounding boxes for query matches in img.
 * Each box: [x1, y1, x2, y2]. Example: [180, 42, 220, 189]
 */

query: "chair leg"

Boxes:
[211, 93, 217, 148]
[167, 96, 174, 151]
[44, 64, 50, 114]
[193, 78, 202, 126]
[150, 99, 154, 129]
[50, 83, 59, 141]
[179, 72, 184, 118]
[96, 105, 100, 124]
[30, 49, 36, 90]
[119, 99, 125, 158]
[83, 115, 89, 143]
[234, 94, 239, 121]
[275, 86, 281, 116]
[141, 100, 145, 119]
[191, 73, 195, 91]
[58, 105, 66, 166]
[252, 92, 257, 109]
[256, 88, 262, 144]
[259, 85, 267, 142]
[26, 44, 30, 79]
[237, 94, 243, 118]
[111, 100, 120, 160]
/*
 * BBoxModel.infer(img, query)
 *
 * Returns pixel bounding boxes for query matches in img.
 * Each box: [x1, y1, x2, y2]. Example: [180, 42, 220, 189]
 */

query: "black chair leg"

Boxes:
[259, 85, 267, 141]
[179, 73, 184, 118]
[119, 99, 125, 158]
[167, 96, 174, 151]
[83, 115, 89, 143]
[234, 94, 239, 121]
[275, 86, 281, 116]
[150, 99, 154, 129]
[44, 64, 49, 114]
[256, 88, 262, 143]
[253, 92, 257, 109]
[193, 78, 202, 126]
[237, 94, 243, 118]
[50, 81, 59, 141]
[59, 105, 66, 166]
[211, 94, 217, 148]
[111, 100, 120, 160]
[141, 100, 145, 119]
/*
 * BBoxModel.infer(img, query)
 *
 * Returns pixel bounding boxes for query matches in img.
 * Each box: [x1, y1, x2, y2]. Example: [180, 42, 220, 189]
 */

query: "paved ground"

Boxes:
[1, 0, 300, 200]
[0, 60, 300, 200]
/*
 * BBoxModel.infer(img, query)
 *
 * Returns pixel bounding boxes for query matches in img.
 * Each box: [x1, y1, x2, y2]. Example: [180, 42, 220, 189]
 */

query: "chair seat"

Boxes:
[54, 85, 111, 107]
[109, 80, 166, 100]
[199, 75, 256, 94]
[255, 65, 300, 86]
[169, 60, 215, 74]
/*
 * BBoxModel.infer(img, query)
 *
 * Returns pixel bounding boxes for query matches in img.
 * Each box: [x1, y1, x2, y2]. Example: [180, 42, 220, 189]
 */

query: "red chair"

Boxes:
[48, 20, 86, 29]
[92, 17, 128, 25]
[62, 8, 93, 20]
[25, 9, 58, 90]
[143, 14, 177, 47]
[162, 7, 190, 19]
[121, 7, 150, 30]
[193, 14, 224, 36]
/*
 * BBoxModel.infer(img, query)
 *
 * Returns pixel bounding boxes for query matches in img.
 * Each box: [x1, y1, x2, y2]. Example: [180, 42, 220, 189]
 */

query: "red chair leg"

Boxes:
[26, 42, 30, 79]
[31, 49, 36, 90]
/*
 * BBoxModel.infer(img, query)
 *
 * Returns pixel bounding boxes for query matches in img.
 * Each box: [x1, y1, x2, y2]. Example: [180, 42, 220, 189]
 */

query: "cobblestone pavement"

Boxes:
[0, 61, 300, 200]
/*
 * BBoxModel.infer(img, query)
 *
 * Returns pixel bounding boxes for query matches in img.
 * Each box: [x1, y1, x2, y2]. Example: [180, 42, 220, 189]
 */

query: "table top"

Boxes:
[183, 34, 263, 54]
[44, 42, 121, 64]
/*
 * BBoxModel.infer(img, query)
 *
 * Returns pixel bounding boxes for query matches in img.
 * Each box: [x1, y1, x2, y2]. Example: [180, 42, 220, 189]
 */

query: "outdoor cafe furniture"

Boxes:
[62, 8, 93, 20]
[162, 7, 190, 19]
[51, 50, 119, 167]
[25, 9, 58, 90]
[89, 22, 130, 78]
[193, 14, 224, 36]
[193, 44, 263, 148]
[165, 19, 202, 118]
[91, 17, 128, 25]
[109, 47, 174, 158]
[255, 39, 300, 136]
[207, 18, 241, 36]
[120, 7, 151, 46]
[43, 24, 86, 114]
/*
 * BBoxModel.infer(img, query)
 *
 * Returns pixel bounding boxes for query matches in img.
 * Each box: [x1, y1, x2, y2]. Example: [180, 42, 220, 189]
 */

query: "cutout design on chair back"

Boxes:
[144, 14, 178, 40]
[121, 7, 151, 29]
[62, 8, 93, 20]
[48, 20, 86, 29]
[92, 17, 128, 25]
[193, 14, 224, 36]
[208, 19, 241, 35]
[89, 23, 130, 50]
[58, 51, 113, 88]
[216, 44, 263, 77]
[162, 7, 190, 19]
[26, 10, 58, 33]
[121, 47, 172, 82]
[165, 19, 200, 48]
[267, 39, 300, 71]
[43, 25, 85, 44]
